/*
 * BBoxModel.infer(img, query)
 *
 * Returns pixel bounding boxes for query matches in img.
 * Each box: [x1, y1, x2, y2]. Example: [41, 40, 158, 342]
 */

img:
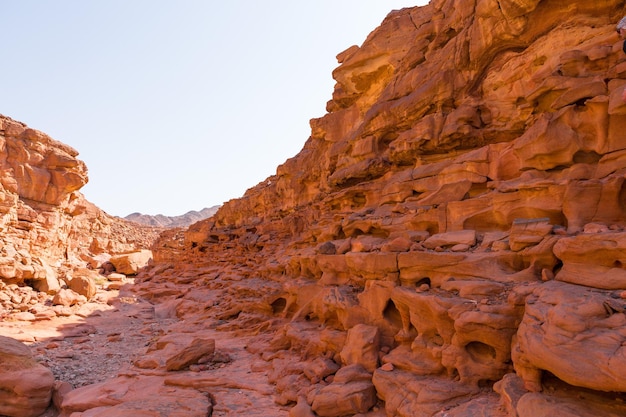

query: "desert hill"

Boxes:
[3, 0, 626, 416]
[125, 206, 219, 228]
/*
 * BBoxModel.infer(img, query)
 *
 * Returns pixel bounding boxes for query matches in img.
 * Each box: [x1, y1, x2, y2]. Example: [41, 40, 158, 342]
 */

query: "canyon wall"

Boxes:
[141, 0, 626, 415]
[0, 115, 159, 307]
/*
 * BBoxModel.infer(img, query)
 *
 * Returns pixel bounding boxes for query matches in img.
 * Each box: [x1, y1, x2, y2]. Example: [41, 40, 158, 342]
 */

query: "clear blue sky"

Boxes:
[3, 1, 426, 217]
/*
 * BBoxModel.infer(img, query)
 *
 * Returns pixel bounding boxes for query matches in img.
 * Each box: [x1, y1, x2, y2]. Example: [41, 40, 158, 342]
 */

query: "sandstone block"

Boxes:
[138, 334, 216, 371]
[52, 288, 86, 306]
[69, 269, 98, 300]
[509, 218, 553, 251]
[373, 369, 477, 417]
[517, 392, 626, 417]
[553, 232, 626, 289]
[340, 324, 380, 372]
[513, 281, 626, 392]
[31, 272, 61, 295]
[311, 364, 376, 417]
[164, 337, 216, 371]
[110, 250, 153, 275]
[423, 230, 476, 250]
[60, 376, 212, 416]
[0, 335, 55, 417]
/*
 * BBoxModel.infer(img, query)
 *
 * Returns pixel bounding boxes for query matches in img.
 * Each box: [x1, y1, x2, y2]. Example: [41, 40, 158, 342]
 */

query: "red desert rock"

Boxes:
[0, 335, 55, 417]
[4, 0, 626, 416]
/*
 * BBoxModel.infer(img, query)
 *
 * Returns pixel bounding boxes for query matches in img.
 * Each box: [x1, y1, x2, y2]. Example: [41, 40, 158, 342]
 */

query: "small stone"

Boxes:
[107, 273, 126, 282]
[380, 363, 394, 371]
[541, 268, 554, 282]
[451, 243, 470, 252]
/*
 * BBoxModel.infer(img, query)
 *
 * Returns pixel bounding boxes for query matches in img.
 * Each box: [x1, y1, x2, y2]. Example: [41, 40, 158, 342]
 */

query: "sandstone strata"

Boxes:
[125, 206, 219, 228]
[5, 0, 626, 416]
[140, 0, 626, 415]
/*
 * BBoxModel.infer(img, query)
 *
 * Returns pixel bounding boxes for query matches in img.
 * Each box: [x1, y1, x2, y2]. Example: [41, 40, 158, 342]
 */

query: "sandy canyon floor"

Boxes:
[0, 281, 294, 416]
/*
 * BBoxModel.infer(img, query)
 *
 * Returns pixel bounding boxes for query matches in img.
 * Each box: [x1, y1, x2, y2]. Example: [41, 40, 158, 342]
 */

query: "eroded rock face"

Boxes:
[4, 0, 626, 416]
[142, 1, 626, 416]
[0, 115, 160, 313]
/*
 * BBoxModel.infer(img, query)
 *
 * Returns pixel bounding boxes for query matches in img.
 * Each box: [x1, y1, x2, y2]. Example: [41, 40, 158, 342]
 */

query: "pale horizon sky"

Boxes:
[4, 1, 428, 217]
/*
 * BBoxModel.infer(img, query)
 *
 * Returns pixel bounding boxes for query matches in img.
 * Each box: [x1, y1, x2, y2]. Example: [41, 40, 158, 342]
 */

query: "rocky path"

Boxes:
[0, 282, 289, 416]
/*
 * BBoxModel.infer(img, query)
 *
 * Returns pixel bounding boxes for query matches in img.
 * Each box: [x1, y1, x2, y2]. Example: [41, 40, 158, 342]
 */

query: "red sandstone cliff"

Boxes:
[137, 0, 626, 415]
[0, 115, 159, 304]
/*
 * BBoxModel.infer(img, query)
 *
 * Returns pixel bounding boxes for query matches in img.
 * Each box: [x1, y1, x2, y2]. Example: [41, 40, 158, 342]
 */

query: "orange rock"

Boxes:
[69, 269, 98, 300]
[340, 324, 380, 373]
[59, 376, 212, 416]
[0, 335, 55, 417]
[514, 281, 626, 392]
[110, 250, 153, 275]
[311, 364, 376, 417]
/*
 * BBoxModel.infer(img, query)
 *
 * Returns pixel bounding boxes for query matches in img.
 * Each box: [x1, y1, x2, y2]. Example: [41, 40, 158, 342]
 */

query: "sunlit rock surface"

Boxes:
[144, 1, 626, 415]
[5, 0, 626, 415]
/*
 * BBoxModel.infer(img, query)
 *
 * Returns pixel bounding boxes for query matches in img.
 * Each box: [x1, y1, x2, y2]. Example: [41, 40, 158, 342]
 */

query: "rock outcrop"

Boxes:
[0, 115, 160, 315]
[137, 0, 626, 416]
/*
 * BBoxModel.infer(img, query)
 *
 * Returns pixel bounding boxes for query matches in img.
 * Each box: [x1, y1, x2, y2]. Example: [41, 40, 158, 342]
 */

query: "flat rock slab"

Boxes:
[59, 375, 212, 416]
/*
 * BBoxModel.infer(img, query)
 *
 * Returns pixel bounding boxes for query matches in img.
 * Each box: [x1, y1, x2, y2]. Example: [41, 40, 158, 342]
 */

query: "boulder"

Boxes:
[513, 280, 626, 392]
[59, 375, 212, 416]
[0, 335, 55, 417]
[110, 250, 153, 275]
[311, 364, 376, 417]
[134, 333, 216, 371]
[339, 324, 380, 372]
[69, 268, 98, 300]
[52, 288, 86, 306]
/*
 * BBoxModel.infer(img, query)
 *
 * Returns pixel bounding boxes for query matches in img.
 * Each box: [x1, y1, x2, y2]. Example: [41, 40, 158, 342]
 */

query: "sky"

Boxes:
[3, 1, 428, 217]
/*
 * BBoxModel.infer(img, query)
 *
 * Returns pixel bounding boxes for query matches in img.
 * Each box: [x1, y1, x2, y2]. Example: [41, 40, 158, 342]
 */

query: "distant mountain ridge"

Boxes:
[125, 206, 219, 228]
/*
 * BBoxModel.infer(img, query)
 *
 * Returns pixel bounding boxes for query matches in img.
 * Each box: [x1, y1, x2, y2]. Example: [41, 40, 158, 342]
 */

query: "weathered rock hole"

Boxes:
[352, 192, 366, 208]
[416, 277, 431, 288]
[466, 341, 497, 364]
[573, 150, 601, 164]
[383, 299, 402, 329]
[271, 297, 287, 314]
[431, 333, 444, 347]
[614, 260, 623, 269]
[573, 97, 591, 107]
[478, 379, 497, 388]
